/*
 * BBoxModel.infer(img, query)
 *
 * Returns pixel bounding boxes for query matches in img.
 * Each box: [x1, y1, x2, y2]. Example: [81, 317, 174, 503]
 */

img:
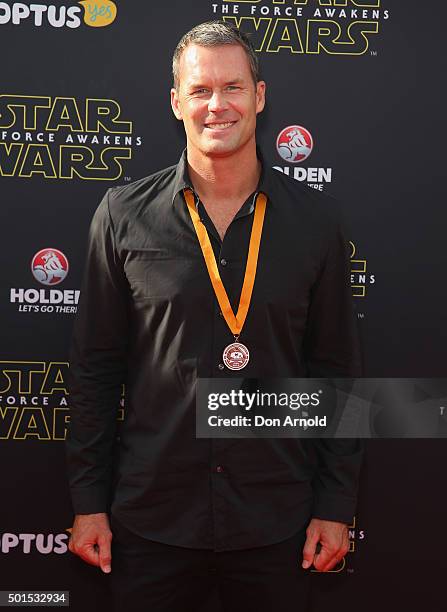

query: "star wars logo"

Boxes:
[0, 362, 70, 441]
[0, 361, 124, 441]
[211, 0, 389, 55]
[0, 94, 142, 180]
[350, 241, 375, 298]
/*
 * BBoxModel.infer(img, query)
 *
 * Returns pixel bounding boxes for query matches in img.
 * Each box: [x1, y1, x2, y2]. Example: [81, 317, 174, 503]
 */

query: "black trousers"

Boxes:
[108, 515, 311, 612]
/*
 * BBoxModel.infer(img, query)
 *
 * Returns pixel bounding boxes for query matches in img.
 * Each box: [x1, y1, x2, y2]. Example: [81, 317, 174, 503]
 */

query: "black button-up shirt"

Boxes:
[66, 149, 363, 551]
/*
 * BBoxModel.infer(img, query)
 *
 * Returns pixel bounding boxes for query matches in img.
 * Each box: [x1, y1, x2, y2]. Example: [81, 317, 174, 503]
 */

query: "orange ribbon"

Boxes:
[183, 188, 267, 337]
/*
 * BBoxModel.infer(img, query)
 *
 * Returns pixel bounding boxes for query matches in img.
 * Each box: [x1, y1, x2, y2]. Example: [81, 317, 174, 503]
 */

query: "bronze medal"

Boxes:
[223, 342, 250, 371]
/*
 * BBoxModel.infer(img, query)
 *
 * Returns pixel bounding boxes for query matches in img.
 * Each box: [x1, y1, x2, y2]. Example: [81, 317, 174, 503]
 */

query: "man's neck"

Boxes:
[186, 142, 261, 204]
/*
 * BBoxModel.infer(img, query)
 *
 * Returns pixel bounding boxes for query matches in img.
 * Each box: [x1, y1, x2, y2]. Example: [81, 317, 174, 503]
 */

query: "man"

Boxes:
[66, 20, 363, 612]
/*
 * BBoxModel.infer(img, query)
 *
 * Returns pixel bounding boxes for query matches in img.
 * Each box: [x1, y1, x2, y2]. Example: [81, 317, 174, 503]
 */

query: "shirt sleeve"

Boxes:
[65, 189, 129, 515]
[303, 207, 364, 524]
[303, 208, 362, 379]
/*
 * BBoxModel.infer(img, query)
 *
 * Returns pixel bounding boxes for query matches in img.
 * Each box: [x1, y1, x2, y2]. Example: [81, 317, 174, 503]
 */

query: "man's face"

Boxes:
[171, 43, 265, 158]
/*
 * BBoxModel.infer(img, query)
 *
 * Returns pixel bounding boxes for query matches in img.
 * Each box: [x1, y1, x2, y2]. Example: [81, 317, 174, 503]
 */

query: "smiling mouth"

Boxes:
[204, 121, 237, 130]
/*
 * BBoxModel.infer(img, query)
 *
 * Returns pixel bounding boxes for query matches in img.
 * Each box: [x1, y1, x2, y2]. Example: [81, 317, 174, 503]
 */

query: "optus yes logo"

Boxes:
[78, 1, 117, 27]
[0, 2, 117, 29]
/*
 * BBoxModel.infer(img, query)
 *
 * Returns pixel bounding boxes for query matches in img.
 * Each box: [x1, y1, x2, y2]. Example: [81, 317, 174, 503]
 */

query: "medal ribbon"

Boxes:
[183, 188, 267, 337]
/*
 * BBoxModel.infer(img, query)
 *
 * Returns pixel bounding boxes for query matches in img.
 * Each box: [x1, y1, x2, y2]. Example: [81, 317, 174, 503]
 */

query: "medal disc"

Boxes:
[223, 342, 250, 370]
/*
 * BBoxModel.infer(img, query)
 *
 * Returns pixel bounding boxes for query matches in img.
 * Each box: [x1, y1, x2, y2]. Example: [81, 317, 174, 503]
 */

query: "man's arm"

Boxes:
[302, 207, 364, 570]
[303, 208, 362, 380]
[65, 189, 129, 572]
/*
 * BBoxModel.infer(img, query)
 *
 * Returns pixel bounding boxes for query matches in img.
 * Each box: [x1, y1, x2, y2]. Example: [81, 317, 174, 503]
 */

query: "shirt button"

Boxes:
[220, 258, 227, 266]
[218, 363, 225, 370]
[216, 465, 225, 473]
[218, 311, 223, 317]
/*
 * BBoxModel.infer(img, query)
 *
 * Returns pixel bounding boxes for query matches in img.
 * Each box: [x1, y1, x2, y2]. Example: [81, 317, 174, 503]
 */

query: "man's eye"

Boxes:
[194, 89, 208, 94]
[226, 86, 240, 91]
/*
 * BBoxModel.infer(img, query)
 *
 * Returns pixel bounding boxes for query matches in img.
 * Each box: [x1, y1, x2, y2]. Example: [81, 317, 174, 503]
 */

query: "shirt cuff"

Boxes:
[312, 491, 357, 524]
[70, 485, 110, 515]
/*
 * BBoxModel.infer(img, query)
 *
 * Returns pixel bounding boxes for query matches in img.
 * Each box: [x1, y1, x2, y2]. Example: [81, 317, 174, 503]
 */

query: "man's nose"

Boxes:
[208, 90, 229, 113]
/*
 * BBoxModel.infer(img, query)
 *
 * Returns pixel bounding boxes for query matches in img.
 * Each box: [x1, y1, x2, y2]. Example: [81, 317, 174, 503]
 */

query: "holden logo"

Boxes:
[276, 125, 313, 163]
[31, 249, 69, 286]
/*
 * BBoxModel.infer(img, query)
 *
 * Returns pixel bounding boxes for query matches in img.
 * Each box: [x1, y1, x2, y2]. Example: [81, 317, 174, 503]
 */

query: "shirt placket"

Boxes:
[197, 197, 255, 550]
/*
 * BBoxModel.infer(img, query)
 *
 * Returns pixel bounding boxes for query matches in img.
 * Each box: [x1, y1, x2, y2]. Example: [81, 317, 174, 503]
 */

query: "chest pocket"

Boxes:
[124, 248, 203, 301]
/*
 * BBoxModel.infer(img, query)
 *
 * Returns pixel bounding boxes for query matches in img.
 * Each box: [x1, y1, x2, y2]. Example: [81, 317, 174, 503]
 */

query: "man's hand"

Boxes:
[68, 513, 112, 573]
[302, 518, 349, 571]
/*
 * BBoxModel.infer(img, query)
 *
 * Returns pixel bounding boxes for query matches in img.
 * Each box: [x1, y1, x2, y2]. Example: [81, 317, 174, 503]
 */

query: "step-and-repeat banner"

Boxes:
[1, 1, 445, 610]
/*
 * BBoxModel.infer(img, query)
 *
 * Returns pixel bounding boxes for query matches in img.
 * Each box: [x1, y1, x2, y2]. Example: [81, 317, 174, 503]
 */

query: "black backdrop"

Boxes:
[1, 1, 446, 610]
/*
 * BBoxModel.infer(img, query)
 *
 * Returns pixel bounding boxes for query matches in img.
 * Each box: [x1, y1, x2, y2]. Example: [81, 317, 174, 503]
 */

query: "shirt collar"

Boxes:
[171, 147, 274, 206]
[171, 148, 194, 204]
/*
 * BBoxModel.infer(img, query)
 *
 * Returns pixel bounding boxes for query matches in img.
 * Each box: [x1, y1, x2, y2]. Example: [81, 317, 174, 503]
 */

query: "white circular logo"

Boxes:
[31, 248, 69, 286]
[223, 342, 250, 370]
[276, 125, 313, 163]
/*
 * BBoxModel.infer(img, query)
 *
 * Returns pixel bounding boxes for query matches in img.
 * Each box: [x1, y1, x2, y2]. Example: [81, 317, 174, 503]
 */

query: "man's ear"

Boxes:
[171, 88, 183, 120]
[255, 80, 266, 115]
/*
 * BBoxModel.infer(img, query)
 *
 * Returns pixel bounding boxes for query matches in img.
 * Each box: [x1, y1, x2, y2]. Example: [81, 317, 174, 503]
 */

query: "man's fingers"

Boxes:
[302, 530, 319, 569]
[327, 536, 350, 571]
[315, 540, 349, 572]
[71, 538, 112, 573]
[320, 530, 350, 572]
[319, 547, 348, 572]
[98, 534, 112, 574]
[313, 545, 335, 571]
[76, 543, 101, 567]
